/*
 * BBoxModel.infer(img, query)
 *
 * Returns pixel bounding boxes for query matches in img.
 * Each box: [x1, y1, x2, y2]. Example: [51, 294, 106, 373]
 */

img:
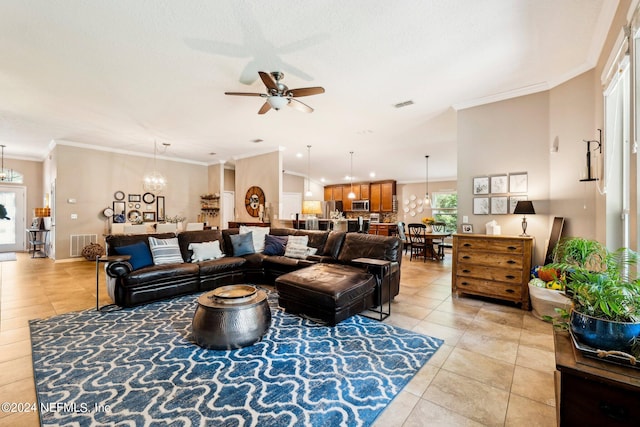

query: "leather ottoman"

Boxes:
[275, 263, 375, 325]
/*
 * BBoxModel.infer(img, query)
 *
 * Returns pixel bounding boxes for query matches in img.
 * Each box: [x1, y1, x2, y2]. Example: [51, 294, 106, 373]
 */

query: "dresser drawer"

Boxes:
[456, 238, 524, 254]
[457, 250, 524, 269]
[456, 263, 523, 284]
[455, 276, 522, 300]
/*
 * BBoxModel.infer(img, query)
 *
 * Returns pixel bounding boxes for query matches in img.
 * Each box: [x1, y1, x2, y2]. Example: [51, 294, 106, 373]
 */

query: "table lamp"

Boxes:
[513, 201, 535, 236]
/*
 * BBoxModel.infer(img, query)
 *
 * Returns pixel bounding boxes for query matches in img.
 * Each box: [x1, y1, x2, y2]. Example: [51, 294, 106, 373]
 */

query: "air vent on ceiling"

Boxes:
[394, 100, 414, 108]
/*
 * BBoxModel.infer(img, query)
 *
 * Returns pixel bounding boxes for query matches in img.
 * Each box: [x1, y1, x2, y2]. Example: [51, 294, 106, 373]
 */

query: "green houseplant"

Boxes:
[551, 237, 640, 358]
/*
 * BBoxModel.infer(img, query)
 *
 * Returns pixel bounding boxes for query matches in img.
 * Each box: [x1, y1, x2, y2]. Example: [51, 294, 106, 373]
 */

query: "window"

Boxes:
[431, 192, 457, 232]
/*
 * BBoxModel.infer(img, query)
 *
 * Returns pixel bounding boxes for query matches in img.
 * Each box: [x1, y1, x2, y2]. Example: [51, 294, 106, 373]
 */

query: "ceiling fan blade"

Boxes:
[287, 87, 325, 97]
[258, 102, 272, 114]
[288, 98, 314, 113]
[224, 92, 265, 97]
[258, 71, 278, 92]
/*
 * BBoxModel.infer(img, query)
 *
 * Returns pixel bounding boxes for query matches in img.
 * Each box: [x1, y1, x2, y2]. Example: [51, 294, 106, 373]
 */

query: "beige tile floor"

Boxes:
[0, 251, 557, 426]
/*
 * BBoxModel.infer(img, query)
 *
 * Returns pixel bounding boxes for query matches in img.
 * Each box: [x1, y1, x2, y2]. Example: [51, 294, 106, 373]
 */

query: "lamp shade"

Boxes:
[513, 200, 535, 215]
[302, 200, 322, 215]
[267, 95, 289, 110]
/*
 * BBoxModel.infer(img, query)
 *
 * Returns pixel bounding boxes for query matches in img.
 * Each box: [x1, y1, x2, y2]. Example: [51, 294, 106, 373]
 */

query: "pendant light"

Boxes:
[424, 155, 431, 206]
[305, 145, 313, 197]
[142, 141, 168, 194]
[0, 145, 6, 181]
[348, 151, 356, 199]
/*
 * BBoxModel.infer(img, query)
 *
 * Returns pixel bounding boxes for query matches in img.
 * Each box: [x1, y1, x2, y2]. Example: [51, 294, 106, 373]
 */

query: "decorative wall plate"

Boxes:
[403, 207, 409, 213]
[410, 194, 417, 201]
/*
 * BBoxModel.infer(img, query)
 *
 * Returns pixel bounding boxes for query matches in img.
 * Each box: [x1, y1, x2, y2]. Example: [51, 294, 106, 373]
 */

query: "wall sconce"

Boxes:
[580, 129, 601, 182]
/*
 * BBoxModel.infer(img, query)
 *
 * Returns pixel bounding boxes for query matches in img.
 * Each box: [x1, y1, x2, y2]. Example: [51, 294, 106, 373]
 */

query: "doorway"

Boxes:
[0, 185, 26, 252]
[222, 191, 235, 229]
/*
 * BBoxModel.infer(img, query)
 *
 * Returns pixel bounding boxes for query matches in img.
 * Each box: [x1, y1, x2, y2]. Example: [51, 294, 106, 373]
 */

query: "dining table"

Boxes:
[409, 231, 452, 261]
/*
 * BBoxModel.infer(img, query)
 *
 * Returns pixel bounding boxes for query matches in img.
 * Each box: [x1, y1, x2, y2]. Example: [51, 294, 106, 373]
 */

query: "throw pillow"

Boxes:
[148, 237, 184, 265]
[114, 241, 153, 270]
[230, 232, 255, 256]
[189, 241, 224, 262]
[284, 243, 310, 259]
[263, 234, 288, 256]
[239, 225, 270, 252]
[287, 235, 309, 247]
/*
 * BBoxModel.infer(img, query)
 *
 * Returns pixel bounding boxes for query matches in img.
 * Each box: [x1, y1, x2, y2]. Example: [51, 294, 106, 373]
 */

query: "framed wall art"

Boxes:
[491, 196, 508, 214]
[509, 172, 528, 193]
[156, 196, 165, 221]
[128, 194, 141, 203]
[143, 211, 156, 222]
[473, 197, 489, 215]
[473, 177, 489, 195]
[490, 175, 508, 194]
[461, 223, 473, 233]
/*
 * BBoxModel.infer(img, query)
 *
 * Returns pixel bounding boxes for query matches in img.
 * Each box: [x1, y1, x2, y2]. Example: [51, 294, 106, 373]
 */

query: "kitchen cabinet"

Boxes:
[452, 234, 533, 309]
[369, 181, 396, 212]
[368, 223, 398, 236]
[323, 181, 394, 212]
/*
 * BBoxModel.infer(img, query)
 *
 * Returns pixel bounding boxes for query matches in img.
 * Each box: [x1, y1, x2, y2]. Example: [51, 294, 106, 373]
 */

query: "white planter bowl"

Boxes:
[528, 282, 572, 321]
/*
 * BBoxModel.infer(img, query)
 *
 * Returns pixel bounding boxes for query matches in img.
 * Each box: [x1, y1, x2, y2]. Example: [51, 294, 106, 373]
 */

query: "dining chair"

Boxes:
[407, 223, 428, 262]
[156, 223, 177, 233]
[431, 222, 447, 259]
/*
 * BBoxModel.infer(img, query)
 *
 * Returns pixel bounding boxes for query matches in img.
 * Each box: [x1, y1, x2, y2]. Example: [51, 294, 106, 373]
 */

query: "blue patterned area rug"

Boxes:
[30, 292, 443, 426]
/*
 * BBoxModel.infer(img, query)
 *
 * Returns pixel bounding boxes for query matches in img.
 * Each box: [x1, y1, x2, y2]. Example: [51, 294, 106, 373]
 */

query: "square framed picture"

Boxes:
[491, 196, 508, 214]
[509, 172, 528, 193]
[143, 211, 156, 222]
[128, 194, 141, 203]
[461, 223, 473, 233]
[473, 197, 489, 215]
[509, 195, 528, 214]
[473, 177, 489, 195]
[490, 175, 508, 194]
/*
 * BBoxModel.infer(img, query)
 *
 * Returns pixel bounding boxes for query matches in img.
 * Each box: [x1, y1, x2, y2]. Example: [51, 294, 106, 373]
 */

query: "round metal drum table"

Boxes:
[192, 285, 271, 350]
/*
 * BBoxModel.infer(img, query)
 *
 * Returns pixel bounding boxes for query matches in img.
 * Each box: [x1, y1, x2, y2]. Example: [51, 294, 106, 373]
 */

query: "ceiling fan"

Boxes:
[225, 71, 325, 114]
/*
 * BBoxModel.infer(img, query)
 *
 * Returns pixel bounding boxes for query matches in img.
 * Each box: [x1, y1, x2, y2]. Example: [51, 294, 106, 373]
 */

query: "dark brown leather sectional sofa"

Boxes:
[105, 228, 402, 323]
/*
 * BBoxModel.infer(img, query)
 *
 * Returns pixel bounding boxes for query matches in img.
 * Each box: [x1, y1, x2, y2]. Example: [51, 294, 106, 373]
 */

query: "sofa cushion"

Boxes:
[263, 234, 288, 256]
[240, 225, 270, 252]
[189, 241, 224, 262]
[148, 237, 184, 265]
[230, 232, 255, 256]
[114, 241, 154, 270]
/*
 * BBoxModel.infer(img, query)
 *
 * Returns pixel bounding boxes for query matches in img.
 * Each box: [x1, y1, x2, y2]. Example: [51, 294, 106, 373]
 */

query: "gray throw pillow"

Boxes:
[230, 232, 255, 256]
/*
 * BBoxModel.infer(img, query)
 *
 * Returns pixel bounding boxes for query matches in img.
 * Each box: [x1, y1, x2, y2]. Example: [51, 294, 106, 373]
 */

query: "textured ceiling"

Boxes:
[0, 0, 616, 184]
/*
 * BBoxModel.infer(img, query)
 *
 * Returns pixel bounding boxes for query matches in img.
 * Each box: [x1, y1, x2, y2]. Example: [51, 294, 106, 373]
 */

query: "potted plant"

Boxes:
[551, 237, 640, 358]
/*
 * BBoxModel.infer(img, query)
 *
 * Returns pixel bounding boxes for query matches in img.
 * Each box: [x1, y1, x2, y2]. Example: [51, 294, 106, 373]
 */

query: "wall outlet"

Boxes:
[70, 214, 78, 220]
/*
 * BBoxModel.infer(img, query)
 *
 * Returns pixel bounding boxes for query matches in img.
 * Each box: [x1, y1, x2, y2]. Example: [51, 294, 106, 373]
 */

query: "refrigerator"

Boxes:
[321, 200, 343, 218]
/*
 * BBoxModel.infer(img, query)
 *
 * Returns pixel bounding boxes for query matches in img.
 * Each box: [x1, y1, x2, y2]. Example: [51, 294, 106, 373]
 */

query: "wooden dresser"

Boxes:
[452, 234, 533, 309]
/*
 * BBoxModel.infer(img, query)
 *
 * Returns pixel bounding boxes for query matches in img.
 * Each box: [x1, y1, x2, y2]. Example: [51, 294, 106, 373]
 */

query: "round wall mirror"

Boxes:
[142, 192, 155, 204]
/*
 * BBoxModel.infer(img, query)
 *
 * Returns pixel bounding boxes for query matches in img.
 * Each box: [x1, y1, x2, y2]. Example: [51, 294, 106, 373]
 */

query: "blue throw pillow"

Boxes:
[114, 241, 154, 270]
[263, 234, 288, 256]
[230, 232, 255, 256]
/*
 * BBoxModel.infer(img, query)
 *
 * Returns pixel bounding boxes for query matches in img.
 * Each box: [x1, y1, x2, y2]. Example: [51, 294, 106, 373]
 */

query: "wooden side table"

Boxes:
[352, 257, 391, 321]
[554, 330, 640, 426]
[96, 255, 130, 311]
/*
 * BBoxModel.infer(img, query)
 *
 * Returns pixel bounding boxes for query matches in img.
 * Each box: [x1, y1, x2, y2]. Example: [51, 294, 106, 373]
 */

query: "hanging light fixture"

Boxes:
[424, 155, 431, 206]
[0, 145, 6, 181]
[348, 151, 356, 199]
[142, 141, 168, 194]
[305, 145, 313, 197]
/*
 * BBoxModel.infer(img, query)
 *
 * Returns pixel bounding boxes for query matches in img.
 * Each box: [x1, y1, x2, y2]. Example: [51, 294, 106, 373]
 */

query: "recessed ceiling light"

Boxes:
[369, 172, 376, 178]
[320, 177, 325, 183]
[296, 152, 303, 158]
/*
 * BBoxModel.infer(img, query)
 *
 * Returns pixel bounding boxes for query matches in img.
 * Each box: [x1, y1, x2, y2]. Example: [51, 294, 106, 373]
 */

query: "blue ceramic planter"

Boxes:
[570, 310, 640, 352]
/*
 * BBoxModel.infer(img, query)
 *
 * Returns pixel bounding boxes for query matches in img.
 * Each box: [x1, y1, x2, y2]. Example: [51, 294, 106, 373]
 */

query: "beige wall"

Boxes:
[458, 91, 551, 264]
[234, 151, 282, 222]
[52, 144, 208, 260]
[223, 168, 235, 192]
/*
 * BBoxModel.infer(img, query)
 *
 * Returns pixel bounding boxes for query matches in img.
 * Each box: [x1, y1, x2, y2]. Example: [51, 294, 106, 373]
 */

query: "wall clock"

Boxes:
[244, 186, 265, 217]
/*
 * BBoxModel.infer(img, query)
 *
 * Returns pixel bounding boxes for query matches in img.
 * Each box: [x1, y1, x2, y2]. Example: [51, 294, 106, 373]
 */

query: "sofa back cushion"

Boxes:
[177, 230, 223, 261]
[323, 231, 346, 259]
[337, 233, 401, 263]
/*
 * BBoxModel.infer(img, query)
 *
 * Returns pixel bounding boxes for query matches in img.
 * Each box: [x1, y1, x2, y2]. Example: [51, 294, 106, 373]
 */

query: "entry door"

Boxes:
[222, 191, 234, 229]
[0, 186, 26, 252]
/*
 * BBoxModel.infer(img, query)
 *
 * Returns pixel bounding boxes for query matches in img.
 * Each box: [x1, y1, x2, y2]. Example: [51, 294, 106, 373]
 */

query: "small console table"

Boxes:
[554, 330, 640, 426]
[26, 228, 49, 258]
[352, 257, 391, 321]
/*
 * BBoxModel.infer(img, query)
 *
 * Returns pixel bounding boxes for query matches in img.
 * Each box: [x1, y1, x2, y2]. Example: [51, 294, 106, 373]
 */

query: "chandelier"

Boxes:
[143, 142, 168, 194]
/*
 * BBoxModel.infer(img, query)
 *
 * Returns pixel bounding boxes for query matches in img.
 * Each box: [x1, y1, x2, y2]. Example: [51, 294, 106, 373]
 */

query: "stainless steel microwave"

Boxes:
[351, 200, 369, 211]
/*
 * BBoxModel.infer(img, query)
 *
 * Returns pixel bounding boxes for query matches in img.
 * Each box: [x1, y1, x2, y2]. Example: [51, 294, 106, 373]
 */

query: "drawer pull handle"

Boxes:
[507, 246, 517, 250]
[462, 269, 471, 273]
[463, 243, 471, 247]
[505, 289, 515, 294]
[460, 282, 469, 286]
[462, 255, 471, 259]
[506, 260, 516, 264]
[505, 275, 516, 280]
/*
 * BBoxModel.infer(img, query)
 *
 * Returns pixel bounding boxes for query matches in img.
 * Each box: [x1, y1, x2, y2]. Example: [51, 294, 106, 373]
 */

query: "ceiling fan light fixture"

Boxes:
[267, 95, 289, 110]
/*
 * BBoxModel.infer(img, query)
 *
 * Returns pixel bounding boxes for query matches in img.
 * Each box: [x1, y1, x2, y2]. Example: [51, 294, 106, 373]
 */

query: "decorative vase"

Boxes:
[425, 225, 433, 233]
[570, 310, 640, 353]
